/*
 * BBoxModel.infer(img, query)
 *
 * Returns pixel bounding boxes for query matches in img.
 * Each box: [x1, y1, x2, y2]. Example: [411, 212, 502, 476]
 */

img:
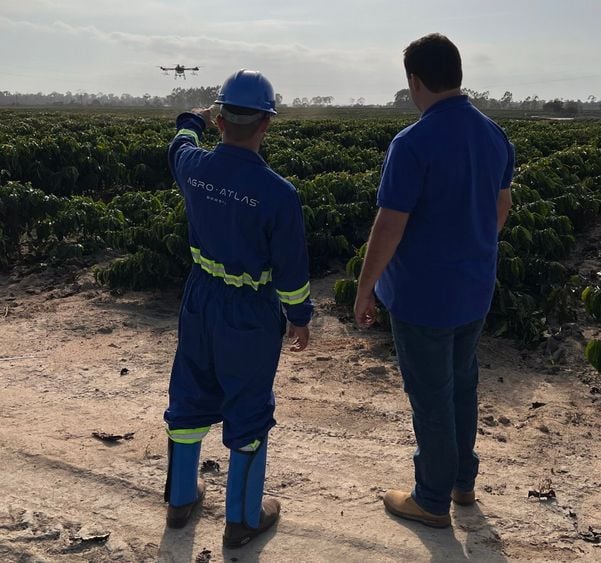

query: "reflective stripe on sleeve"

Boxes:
[276, 282, 310, 305]
[175, 128, 200, 146]
[190, 246, 272, 290]
[166, 426, 211, 444]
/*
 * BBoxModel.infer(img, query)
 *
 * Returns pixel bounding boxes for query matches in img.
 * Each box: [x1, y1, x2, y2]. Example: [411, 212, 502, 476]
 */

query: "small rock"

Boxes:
[495, 434, 508, 443]
[98, 326, 114, 334]
[365, 365, 387, 376]
[537, 424, 550, 434]
[482, 414, 498, 427]
[498, 415, 511, 425]
[497, 376, 504, 383]
[195, 548, 212, 563]
[316, 356, 332, 362]
[120, 367, 129, 376]
[201, 460, 220, 473]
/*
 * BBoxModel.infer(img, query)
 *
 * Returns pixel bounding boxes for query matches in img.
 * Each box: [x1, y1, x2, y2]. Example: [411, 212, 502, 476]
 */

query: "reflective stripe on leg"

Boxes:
[166, 425, 211, 444]
[239, 439, 261, 452]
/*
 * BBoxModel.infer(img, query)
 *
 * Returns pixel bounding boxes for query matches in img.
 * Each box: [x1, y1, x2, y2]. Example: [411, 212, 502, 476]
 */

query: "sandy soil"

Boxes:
[1, 258, 600, 562]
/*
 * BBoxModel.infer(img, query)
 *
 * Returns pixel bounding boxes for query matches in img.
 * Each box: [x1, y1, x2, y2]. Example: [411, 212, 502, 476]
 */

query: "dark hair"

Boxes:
[220, 104, 268, 142]
[403, 34, 462, 93]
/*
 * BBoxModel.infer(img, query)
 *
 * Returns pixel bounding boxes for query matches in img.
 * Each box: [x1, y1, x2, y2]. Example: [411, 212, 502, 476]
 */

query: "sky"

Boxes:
[1, 0, 600, 105]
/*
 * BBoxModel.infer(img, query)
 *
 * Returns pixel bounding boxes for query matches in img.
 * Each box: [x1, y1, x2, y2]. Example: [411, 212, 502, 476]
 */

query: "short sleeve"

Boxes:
[376, 139, 425, 212]
[501, 141, 515, 189]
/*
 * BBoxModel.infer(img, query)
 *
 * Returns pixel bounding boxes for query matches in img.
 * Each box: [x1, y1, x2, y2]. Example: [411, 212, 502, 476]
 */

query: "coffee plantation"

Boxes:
[1, 110, 601, 365]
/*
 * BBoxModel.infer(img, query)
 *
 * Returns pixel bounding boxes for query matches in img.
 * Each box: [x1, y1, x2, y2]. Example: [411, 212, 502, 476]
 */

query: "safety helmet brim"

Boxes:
[215, 69, 277, 115]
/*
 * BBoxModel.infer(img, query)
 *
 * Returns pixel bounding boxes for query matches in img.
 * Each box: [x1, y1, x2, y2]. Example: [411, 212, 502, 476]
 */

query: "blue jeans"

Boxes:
[390, 316, 485, 515]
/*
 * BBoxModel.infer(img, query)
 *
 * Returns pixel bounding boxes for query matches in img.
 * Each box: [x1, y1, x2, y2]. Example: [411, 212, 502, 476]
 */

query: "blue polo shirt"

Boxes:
[375, 95, 514, 328]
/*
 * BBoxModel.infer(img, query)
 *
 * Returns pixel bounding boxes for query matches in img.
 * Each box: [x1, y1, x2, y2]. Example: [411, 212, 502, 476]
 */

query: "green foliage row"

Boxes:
[0, 182, 190, 288]
[3, 111, 601, 198]
[2, 112, 601, 349]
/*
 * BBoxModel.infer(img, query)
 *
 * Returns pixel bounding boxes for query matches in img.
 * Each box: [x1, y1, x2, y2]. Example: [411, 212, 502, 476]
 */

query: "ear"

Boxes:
[258, 115, 271, 134]
[216, 114, 225, 133]
[408, 73, 421, 92]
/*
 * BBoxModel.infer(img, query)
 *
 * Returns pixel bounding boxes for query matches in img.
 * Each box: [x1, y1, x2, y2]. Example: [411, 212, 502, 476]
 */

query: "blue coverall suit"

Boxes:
[163, 112, 313, 527]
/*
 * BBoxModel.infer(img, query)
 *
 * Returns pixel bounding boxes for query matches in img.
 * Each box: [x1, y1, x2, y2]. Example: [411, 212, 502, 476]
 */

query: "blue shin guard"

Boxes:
[226, 438, 268, 528]
[164, 439, 201, 507]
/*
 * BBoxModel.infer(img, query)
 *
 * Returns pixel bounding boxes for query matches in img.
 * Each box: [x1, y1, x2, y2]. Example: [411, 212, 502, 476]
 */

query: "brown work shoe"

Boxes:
[383, 490, 451, 528]
[451, 488, 476, 506]
[223, 498, 281, 549]
[166, 479, 206, 529]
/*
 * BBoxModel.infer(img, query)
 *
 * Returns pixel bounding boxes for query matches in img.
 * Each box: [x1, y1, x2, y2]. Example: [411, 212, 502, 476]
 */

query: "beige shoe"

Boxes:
[383, 490, 451, 528]
[223, 498, 281, 549]
[451, 488, 476, 506]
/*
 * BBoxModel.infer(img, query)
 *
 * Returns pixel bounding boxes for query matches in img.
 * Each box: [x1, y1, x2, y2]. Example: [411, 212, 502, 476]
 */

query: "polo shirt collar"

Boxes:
[214, 143, 267, 166]
[421, 95, 470, 119]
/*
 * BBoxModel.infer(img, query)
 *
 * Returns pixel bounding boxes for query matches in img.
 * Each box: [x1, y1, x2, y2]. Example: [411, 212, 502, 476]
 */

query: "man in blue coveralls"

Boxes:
[355, 34, 514, 528]
[163, 69, 313, 548]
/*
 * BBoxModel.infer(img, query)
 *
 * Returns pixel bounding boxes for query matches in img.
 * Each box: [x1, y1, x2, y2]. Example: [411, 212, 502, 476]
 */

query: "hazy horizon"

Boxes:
[2, 0, 600, 105]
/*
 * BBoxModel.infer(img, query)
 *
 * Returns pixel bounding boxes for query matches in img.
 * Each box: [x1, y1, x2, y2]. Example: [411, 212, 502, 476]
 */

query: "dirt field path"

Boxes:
[1, 270, 600, 562]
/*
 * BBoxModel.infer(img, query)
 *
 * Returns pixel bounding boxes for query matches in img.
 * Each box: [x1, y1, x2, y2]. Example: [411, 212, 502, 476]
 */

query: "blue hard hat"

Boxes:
[215, 69, 277, 115]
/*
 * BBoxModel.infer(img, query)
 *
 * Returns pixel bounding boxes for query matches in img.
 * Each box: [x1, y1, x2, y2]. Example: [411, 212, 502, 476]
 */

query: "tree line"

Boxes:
[393, 89, 601, 115]
[1, 87, 599, 113]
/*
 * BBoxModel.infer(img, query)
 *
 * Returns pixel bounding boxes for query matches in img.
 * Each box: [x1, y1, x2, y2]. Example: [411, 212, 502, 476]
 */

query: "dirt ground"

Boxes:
[1, 255, 600, 562]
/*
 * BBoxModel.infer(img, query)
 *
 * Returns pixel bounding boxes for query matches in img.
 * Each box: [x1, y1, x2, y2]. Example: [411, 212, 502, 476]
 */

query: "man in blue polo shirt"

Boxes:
[355, 34, 513, 528]
[163, 70, 313, 547]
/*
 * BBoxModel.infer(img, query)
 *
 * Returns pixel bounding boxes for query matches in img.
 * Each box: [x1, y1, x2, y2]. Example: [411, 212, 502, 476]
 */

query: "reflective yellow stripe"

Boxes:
[239, 439, 261, 452]
[175, 128, 200, 146]
[190, 246, 272, 291]
[167, 426, 210, 444]
[276, 282, 310, 305]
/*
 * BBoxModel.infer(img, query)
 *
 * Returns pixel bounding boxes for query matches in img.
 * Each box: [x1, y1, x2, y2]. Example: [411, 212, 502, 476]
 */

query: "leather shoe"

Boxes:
[451, 488, 476, 506]
[223, 498, 281, 548]
[383, 490, 451, 528]
[166, 479, 206, 529]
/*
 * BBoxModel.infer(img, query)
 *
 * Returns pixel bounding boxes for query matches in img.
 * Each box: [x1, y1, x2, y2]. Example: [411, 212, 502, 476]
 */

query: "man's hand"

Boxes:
[353, 208, 409, 329]
[287, 323, 309, 352]
[354, 291, 377, 328]
[190, 107, 214, 127]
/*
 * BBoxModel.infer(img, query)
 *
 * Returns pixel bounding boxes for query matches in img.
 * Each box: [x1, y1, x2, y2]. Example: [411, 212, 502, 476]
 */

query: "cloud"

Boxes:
[471, 53, 493, 66]
[0, 14, 399, 101]
[5, 16, 387, 72]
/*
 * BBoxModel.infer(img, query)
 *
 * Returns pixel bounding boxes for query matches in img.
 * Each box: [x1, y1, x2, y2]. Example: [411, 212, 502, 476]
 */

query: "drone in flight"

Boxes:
[159, 64, 200, 79]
